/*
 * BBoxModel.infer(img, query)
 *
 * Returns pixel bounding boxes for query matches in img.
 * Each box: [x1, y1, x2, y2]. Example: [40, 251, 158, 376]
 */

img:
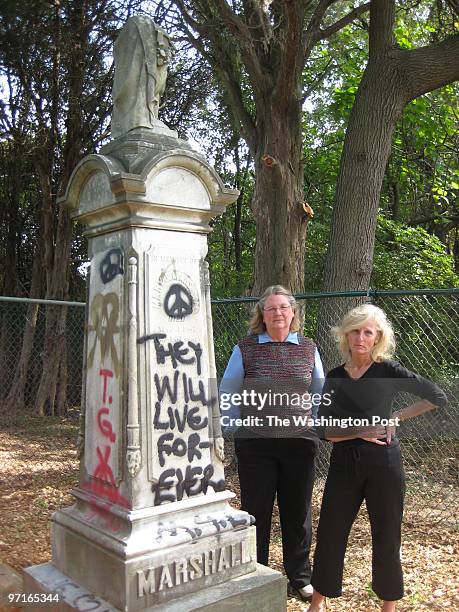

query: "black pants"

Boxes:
[235, 437, 317, 589]
[311, 440, 405, 601]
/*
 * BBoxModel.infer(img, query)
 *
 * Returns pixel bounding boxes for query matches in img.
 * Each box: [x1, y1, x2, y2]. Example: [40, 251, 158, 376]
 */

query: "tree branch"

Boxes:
[213, 0, 251, 42]
[172, 0, 258, 152]
[212, 0, 266, 87]
[369, 0, 395, 57]
[396, 34, 459, 103]
[306, 0, 340, 36]
[302, 56, 335, 100]
[241, 0, 273, 44]
[315, 2, 371, 44]
[211, 49, 258, 154]
[273, 0, 308, 106]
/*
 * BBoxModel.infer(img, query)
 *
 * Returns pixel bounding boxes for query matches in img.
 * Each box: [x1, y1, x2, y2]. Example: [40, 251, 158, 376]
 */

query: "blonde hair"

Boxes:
[249, 285, 300, 334]
[332, 304, 395, 363]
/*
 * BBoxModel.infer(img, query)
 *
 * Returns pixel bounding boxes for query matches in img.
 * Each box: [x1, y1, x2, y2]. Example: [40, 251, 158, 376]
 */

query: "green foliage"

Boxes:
[208, 168, 256, 298]
[303, 216, 459, 292]
[372, 218, 459, 289]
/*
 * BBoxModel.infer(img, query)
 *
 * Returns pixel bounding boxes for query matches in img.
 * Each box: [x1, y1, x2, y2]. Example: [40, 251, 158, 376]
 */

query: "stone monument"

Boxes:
[23, 15, 285, 611]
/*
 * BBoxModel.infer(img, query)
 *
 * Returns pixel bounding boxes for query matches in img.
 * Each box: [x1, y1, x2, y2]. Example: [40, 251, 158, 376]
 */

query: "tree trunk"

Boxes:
[56, 338, 68, 415]
[323, 63, 404, 293]
[318, 59, 404, 369]
[233, 144, 243, 273]
[0, 144, 21, 402]
[318, 0, 459, 368]
[390, 181, 400, 221]
[34, 0, 87, 416]
[453, 227, 459, 274]
[3, 252, 43, 411]
[251, 102, 309, 296]
[34, 209, 72, 416]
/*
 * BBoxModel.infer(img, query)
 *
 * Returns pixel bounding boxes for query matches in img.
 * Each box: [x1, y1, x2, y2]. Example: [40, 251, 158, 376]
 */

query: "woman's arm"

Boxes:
[386, 362, 447, 442]
[391, 361, 448, 407]
[219, 345, 245, 434]
[392, 398, 438, 422]
[317, 373, 387, 443]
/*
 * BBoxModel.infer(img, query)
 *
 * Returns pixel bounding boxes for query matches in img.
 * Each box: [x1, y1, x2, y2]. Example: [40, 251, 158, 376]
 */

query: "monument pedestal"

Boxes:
[47, 490, 258, 610]
[24, 563, 286, 612]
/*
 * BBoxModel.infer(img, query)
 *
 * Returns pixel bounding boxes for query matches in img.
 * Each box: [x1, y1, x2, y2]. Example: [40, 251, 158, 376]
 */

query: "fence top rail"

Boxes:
[211, 287, 459, 304]
[0, 296, 86, 307]
[0, 288, 457, 307]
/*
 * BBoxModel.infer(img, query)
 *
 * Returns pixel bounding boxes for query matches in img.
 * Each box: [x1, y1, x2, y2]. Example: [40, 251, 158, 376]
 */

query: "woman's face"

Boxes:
[346, 319, 380, 359]
[262, 294, 295, 337]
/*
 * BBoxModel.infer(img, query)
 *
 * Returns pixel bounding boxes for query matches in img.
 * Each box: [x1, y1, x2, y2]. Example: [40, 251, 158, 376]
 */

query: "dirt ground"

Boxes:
[0, 413, 457, 611]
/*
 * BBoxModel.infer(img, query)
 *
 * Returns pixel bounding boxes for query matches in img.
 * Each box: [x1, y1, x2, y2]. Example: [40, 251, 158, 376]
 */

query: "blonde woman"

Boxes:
[308, 304, 447, 612]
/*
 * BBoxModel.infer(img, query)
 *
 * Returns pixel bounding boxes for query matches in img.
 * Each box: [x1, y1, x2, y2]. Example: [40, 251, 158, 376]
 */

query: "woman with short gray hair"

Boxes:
[220, 285, 324, 603]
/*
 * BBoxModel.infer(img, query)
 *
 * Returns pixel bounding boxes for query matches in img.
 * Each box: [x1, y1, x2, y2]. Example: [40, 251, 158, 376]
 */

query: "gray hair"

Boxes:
[249, 285, 300, 334]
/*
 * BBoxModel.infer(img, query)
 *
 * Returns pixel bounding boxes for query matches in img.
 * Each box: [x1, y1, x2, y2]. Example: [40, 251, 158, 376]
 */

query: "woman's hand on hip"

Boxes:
[360, 437, 387, 445]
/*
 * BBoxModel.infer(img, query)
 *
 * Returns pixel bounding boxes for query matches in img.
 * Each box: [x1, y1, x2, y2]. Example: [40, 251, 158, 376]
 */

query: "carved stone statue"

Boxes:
[111, 16, 172, 138]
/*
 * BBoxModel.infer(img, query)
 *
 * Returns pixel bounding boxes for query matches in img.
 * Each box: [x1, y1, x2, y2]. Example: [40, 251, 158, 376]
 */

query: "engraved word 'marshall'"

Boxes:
[137, 540, 252, 597]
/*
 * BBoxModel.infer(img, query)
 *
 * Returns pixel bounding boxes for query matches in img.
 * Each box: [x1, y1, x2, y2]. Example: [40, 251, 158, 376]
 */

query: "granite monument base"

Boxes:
[22, 490, 286, 611]
[24, 562, 286, 612]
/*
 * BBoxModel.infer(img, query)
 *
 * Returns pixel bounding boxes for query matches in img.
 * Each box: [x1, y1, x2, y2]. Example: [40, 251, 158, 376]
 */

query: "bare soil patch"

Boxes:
[0, 414, 457, 611]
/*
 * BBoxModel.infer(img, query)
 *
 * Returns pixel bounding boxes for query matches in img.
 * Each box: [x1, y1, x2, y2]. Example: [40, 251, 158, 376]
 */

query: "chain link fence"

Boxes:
[0, 290, 457, 524]
[212, 289, 458, 526]
[0, 297, 85, 415]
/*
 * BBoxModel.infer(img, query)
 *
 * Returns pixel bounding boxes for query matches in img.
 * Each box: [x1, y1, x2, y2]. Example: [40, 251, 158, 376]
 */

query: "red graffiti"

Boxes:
[99, 368, 113, 404]
[97, 408, 116, 443]
[93, 446, 116, 484]
[83, 479, 130, 508]
[82, 478, 130, 533]
[85, 364, 129, 532]
[95, 367, 116, 474]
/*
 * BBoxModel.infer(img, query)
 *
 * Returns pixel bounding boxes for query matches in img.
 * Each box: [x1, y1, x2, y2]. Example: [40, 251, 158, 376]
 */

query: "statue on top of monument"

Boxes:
[111, 16, 173, 139]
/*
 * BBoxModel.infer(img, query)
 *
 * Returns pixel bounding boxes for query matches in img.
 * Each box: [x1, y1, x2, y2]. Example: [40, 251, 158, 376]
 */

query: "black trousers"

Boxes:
[235, 437, 317, 589]
[311, 440, 406, 601]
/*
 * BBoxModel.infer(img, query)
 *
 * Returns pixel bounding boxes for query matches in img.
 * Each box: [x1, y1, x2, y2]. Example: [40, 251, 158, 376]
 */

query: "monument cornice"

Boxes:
[59, 142, 239, 235]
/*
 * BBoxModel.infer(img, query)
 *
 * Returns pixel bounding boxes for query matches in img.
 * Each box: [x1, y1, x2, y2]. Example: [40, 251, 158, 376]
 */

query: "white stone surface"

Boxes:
[144, 244, 215, 503]
[80, 172, 115, 214]
[146, 167, 211, 210]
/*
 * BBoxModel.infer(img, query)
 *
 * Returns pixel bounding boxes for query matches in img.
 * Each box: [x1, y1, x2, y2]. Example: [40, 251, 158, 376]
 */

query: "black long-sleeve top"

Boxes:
[316, 360, 447, 439]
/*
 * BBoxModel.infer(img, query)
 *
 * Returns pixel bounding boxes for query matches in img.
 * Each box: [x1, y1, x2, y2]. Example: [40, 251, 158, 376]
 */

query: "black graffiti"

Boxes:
[153, 403, 208, 433]
[154, 371, 209, 406]
[99, 248, 123, 284]
[156, 524, 202, 542]
[155, 370, 179, 403]
[137, 334, 202, 375]
[188, 377, 209, 404]
[157, 432, 210, 467]
[73, 593, 110, 612]
[211, 518, 228, 532]
[164, 283, 193, 318]
[152, 464, 225, 505]
[227, 514, 252, 528]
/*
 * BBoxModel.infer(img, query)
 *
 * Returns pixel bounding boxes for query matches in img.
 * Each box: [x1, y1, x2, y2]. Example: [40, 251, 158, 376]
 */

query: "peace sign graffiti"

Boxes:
[164, 283, 193, 319]
[99, 248, 124, 284]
